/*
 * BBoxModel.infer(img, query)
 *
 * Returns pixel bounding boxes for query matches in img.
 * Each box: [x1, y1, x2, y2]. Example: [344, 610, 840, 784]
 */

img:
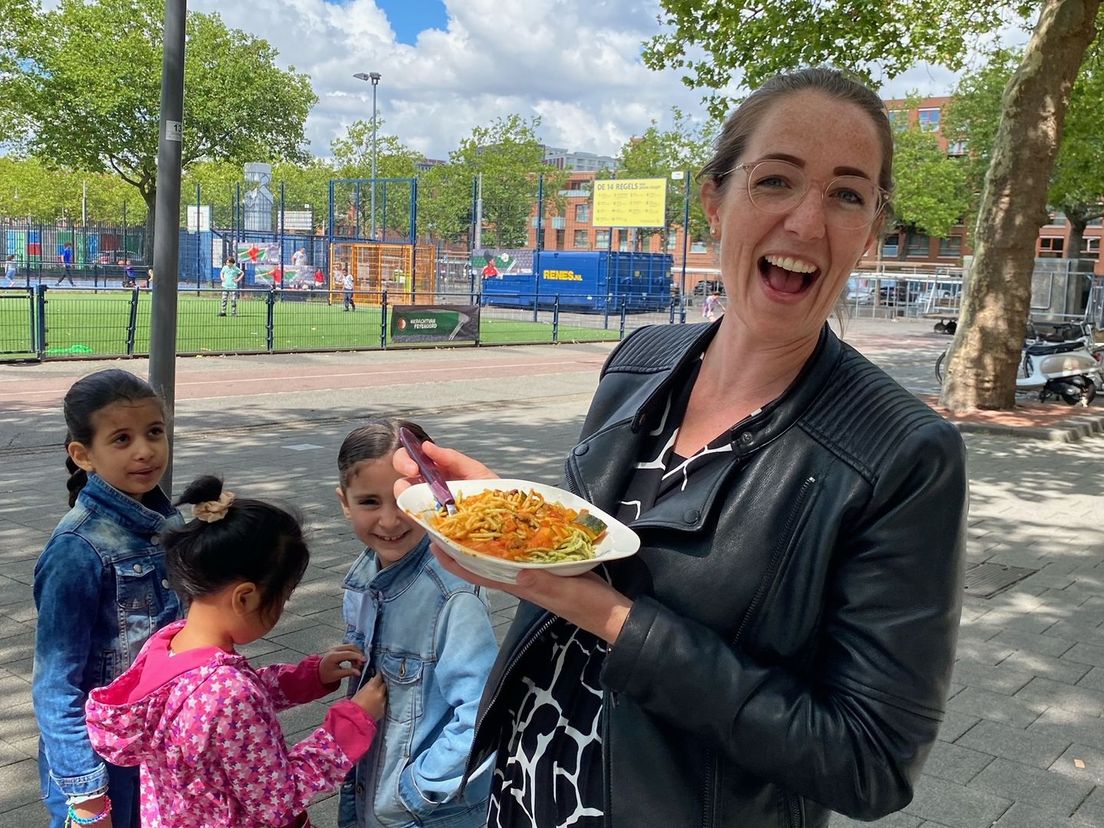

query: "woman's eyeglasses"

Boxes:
[730, 159, 888, 230]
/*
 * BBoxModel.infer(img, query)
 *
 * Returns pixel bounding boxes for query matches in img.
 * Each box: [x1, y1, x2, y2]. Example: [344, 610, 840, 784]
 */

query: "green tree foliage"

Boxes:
[0, 156, 137, 223]
[330, 118, 424, 239]
[889, 100, 969, 238]
[271, 159, 336, 233]
[641, 0, 1102, 412]
[418, 163, 477, 244]
[944, 43, 1104, 260]
[424, 115, 564, 249]
[612, 107, 718, 246]
[330, 118, 422, 178]
[643, 0, 1020, 120]
[940, 50, 1018, 210]
[2, 0, 316, 259]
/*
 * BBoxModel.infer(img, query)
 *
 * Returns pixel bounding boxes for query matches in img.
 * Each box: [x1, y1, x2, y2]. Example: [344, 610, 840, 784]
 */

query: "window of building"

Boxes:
[938, 235, 962, 257]
[946, 141, 967, 156]
[666, 231, 677, 250]
[573, 229, 589, 248]
[555, 229, 565, 251]
[1080, 236, 1100, 257]
[918, 109, 941, 131]
[1089, 217, 1103, 227]
[882, 233, 900, 258]
[1038, 237, 1065, 258]
[906, 233, 931, 258]
[1050, 212, 1067, 226]
[595, 229, 610, 248]
[887, 110, 906, 125]
[575, 203, 590, 223]
[690, 239, 708, 254]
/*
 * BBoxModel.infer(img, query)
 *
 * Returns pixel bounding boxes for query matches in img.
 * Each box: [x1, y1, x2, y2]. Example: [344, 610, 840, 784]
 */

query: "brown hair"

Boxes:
[338, 418, 432, 488]
[700, 68, 894, 213]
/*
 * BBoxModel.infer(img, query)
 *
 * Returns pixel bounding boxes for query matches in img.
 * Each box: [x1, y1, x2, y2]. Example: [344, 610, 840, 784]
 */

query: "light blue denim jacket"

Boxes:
[32, 473, 182, 799]
[339, 537, 497, 828]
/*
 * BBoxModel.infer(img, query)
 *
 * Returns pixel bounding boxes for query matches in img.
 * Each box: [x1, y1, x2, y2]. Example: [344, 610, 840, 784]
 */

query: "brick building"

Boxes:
[869, 96, 1102, 274]
[519, 101, 1102, 290]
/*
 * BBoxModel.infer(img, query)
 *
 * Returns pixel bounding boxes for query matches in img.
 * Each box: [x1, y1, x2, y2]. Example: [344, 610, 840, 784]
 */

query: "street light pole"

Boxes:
[353, 71, 382, 240]
[149, 0, 187, 493]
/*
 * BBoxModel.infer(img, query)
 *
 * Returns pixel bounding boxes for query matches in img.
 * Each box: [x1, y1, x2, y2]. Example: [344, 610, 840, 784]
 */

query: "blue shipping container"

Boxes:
[481, 251, 674, 312]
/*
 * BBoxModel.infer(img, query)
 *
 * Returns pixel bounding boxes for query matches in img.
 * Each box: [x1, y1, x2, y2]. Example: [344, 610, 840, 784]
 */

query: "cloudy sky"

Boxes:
[189, 0, 975, 162]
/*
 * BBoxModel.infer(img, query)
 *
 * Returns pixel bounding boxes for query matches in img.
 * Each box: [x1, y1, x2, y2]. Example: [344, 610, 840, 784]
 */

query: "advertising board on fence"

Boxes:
[390, 304, 480, 343]
[591, 178, 667, 228]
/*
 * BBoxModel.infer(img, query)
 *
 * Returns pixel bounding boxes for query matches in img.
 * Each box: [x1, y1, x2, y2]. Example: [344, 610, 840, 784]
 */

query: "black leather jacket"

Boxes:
[469, 323, 967, 827]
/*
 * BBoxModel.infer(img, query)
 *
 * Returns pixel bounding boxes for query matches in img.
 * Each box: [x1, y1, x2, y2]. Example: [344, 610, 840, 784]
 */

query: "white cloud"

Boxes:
[41, 0, 1024, 162]
[188, 0, 706, 160]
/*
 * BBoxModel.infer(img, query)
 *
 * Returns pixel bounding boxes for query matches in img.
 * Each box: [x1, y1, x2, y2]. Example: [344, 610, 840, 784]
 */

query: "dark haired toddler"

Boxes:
[86, 476, 386, 827]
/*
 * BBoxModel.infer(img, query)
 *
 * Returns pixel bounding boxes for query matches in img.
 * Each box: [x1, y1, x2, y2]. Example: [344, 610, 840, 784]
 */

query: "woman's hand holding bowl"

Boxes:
[393, 443, 633, 644]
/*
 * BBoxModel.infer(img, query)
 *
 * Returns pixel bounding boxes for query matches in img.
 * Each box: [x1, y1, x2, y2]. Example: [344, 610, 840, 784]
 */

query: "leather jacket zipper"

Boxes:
[700, 748, 716, 828]
[732, 475, 816, 643]
[472, 614, 557, 749]
[602, 690, 613, 828]
[783, 791, 804, 827]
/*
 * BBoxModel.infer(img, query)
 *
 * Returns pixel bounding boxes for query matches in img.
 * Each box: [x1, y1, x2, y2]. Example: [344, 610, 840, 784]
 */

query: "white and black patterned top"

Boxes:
[489, 360, 752, 827]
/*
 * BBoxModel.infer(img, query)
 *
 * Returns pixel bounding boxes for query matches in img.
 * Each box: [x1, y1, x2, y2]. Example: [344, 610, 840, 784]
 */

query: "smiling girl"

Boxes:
[33, 369, 183, 828]
[335, 419, 497, 828]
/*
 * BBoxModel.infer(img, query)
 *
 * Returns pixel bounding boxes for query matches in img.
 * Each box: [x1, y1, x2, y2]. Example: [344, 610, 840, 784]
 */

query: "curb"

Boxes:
[948, 410, 1104, 442]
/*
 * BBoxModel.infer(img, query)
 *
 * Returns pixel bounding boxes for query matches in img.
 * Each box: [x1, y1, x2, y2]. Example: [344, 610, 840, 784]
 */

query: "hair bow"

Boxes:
[193, 491, 235, 523]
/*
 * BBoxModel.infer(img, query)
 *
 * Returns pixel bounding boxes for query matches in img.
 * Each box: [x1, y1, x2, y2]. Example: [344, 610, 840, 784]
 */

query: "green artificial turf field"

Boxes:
[0, 290, 621, 358]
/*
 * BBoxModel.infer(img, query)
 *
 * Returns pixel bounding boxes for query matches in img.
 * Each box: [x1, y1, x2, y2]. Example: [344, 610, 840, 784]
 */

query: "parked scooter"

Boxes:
[936, 321, 1102, 406]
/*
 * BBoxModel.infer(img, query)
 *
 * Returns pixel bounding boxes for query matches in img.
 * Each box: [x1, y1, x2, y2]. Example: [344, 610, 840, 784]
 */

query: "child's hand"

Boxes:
[319, 644, 366, 685]
[351, 672, 387, 720]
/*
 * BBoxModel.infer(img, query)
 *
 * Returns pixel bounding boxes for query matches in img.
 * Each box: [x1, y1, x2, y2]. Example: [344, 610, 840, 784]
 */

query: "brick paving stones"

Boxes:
[2, 325, 1104, 826]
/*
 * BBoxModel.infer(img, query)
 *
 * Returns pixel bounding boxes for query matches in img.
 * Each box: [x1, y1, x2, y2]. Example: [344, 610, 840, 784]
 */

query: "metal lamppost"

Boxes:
[353, 71, 382, 239]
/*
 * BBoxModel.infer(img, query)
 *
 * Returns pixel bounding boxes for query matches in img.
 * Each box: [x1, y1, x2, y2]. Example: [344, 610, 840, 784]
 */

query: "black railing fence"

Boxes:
[0, 285, 685, 361]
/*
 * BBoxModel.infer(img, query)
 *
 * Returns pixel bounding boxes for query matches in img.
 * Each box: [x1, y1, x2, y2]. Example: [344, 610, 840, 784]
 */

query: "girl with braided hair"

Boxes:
[33, 369, 183, 828]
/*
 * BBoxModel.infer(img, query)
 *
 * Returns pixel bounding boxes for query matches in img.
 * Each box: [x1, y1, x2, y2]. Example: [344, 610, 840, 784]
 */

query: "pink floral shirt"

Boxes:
[86, 621, 377, 828]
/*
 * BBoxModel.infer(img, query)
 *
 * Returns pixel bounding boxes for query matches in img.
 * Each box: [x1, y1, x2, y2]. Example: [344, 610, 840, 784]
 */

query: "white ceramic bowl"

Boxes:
[397, 478, 640, 583]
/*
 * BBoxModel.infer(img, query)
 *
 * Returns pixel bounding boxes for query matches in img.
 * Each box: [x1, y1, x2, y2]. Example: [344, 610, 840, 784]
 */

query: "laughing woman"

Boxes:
[399, 68, 968, 828]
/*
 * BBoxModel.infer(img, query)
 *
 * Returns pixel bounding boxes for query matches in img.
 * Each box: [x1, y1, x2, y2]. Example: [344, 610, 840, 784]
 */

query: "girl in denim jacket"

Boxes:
[86, 476, 386, 827]
[32, 369, 183, 828]
[335, 420, 498, 828]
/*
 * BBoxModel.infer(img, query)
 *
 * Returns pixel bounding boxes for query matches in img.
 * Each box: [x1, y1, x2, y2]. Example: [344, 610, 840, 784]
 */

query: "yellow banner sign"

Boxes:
[592, 178, 667, 228]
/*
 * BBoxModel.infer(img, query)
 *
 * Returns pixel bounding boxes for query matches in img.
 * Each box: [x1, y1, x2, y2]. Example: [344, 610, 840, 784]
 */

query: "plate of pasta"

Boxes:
[397, 479, 640, 583]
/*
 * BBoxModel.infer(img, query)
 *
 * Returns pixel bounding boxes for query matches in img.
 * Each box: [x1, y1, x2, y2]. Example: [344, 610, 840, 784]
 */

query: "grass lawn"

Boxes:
[0, 290, 621, 358]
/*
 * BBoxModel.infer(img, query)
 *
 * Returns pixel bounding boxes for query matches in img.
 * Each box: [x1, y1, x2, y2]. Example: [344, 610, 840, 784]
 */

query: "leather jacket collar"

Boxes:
[567, 323, 842, 525]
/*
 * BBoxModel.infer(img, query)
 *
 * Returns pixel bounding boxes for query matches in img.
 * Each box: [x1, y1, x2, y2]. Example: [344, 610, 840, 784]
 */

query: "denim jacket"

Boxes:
[339, 537, 497, 828]
[32, 473, 182, 799]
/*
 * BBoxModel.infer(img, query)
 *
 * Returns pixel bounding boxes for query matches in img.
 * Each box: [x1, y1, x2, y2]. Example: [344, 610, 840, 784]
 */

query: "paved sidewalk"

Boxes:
[1, 323, 1104, 826]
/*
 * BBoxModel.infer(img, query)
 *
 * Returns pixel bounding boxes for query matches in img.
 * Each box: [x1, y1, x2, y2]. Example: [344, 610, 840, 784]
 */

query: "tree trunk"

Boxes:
[939, 0, 1101, 413]
[142, 188, 156, 268]
[1067, 210, 1088, 265]
[1065, 212, 1089, 316]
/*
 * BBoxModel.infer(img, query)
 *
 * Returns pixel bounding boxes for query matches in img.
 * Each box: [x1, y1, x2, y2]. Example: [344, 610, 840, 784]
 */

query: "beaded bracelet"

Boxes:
[65, 795, 112, 826]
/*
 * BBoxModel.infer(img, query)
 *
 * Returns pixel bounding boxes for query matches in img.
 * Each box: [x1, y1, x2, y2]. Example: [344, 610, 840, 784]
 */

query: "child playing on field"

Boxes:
[33, 369, 184, 828]
[335, 419, 498, 828]
[86, 475, 387, 828]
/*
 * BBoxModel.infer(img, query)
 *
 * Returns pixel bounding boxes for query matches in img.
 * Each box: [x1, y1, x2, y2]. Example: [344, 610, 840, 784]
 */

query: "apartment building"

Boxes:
[520, 99, 1101, 286]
